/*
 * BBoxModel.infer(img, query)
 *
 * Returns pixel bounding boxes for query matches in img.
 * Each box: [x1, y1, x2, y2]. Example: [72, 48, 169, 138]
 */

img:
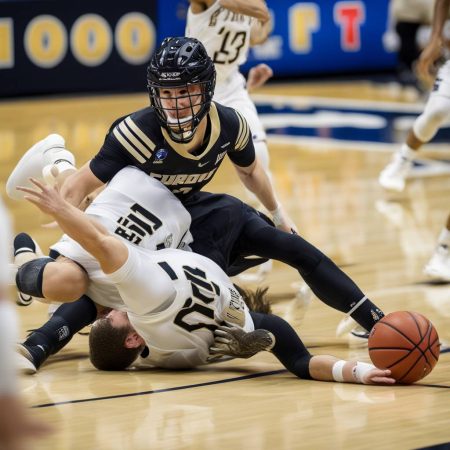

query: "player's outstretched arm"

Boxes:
[17, 178, 127, 274]
[309, 355, 395, 385]
[209, 316, 396, 385]
[234, 159, 298, 233]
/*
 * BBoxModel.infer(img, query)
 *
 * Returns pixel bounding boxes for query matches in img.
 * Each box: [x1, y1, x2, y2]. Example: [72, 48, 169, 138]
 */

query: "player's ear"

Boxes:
[124, 332, 145, 349]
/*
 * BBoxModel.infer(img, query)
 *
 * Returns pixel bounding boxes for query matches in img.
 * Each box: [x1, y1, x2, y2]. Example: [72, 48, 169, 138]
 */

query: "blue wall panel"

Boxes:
[157, 0, 397, 76]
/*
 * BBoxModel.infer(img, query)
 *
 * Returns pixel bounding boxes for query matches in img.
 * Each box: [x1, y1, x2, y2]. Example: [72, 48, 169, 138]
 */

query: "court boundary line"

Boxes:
[31, 367, 450, 409]
[31, 369, 288, 409]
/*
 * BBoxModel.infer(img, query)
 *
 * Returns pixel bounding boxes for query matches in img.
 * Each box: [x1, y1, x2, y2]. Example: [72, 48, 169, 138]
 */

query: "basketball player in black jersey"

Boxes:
[60, 36, 296, 233]
[13, 37, 385, 373]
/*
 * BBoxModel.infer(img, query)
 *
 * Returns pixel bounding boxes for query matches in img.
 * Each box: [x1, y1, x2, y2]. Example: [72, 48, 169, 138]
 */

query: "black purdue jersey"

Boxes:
[90, 102, 255, 199]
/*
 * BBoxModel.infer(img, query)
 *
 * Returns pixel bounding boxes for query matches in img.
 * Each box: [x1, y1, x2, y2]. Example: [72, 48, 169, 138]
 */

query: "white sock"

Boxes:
[14, 251, 36, 268]
[399, 144, 416, 160]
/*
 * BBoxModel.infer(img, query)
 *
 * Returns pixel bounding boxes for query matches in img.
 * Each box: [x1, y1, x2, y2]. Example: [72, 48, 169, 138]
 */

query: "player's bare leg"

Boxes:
[379, 83, 450, 191]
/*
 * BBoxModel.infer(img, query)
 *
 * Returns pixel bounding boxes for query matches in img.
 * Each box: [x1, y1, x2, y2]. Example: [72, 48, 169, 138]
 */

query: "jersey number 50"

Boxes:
[174, 265, 222, 333]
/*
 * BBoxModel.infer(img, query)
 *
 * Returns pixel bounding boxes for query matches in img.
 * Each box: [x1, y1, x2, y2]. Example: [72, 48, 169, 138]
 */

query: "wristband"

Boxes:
[332, 360, 346, 382]
[352, 361, 376, 384]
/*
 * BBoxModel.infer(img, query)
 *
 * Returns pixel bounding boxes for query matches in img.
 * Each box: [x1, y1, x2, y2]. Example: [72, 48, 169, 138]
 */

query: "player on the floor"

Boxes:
[13, 165, 384, 373]
[18, 176, 395, 386]
[379, 0, 450, 192]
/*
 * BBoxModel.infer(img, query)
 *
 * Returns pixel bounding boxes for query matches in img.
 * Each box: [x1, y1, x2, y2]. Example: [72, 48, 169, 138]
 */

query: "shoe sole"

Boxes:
[16, 345, 37, 374]
[423, 266, 450, 282]
[6, 134, 65, 200]
[336, 316, 358, 337]
[16, 292, 33, 306]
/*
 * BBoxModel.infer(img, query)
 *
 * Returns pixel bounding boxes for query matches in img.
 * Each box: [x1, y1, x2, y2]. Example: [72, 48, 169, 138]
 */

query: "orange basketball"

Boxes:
[368, 311, 440, 384]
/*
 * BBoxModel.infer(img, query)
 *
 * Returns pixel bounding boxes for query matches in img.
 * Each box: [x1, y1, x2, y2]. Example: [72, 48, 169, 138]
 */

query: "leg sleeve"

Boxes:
[238, 215, 384, 331]
[238, 216, 364, 312]
[250, 311, 312, 379]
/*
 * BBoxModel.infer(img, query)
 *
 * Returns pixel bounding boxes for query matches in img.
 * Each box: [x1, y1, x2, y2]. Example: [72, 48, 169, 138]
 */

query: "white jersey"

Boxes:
[186, 1, 253, 86]
[186, 2, 266, 142]
[50, 166, 193, 310]
[107, 246, 254, 369]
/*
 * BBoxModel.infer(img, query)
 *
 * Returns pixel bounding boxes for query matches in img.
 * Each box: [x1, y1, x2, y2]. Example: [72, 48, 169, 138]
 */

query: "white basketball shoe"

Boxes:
[423, 246, 450, 281]
[6, 133, 75, 200]
[378, 153, 412, 192]
[336, 316, 369, 347]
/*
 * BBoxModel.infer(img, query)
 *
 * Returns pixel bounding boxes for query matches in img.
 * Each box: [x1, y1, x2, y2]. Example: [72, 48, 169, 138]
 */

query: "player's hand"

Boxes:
[208, 325, 275, 360]
[361, 368, 396, 385]
[16, 178, 67, 216]
[416, 38, 442, 87]
[270, 204, 298, 234]
[247, 64, 273, 92]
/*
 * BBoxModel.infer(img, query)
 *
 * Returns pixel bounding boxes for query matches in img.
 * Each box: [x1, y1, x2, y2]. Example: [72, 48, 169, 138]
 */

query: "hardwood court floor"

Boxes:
[1, 81, 450, 450]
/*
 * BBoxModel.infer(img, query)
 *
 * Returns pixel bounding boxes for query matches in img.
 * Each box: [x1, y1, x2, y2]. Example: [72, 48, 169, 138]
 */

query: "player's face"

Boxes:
[159, 84, 203, 125]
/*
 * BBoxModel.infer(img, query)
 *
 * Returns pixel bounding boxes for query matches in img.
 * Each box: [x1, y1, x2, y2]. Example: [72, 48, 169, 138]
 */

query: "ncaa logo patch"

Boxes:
[154, 148, 168, 164]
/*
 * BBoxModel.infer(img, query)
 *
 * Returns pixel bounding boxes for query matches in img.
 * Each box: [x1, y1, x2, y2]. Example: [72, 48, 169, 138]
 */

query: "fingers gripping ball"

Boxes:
[368, 311, 440, 384]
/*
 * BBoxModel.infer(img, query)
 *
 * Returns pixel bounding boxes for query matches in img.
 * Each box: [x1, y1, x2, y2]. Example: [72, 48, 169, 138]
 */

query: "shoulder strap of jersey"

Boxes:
[233, 109, 250, 151]
[111, 115, 157, 164]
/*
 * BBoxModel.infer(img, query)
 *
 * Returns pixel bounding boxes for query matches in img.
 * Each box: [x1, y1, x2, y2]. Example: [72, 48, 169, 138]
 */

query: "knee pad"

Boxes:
[414, 96, 450, 142]
[16, 257, 53, 298]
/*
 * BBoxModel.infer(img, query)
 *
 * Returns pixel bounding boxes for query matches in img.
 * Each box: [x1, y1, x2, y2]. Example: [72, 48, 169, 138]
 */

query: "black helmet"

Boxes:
[147, 37, 216, 143]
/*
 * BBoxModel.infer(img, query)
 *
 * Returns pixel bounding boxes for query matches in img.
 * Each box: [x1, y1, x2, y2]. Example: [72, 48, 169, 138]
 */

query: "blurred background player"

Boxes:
[423, 212, 450, 280]
[0, 197, 48, 449]
[384, 0, 434, 88]
[186, 0, 272, 173]
[379, 0, 450, 193]
[186, 0, 274, 280]
[379, 0, 450, 281]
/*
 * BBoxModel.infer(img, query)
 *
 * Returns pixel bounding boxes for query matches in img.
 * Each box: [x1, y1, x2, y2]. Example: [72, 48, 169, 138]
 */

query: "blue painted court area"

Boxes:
[255, 97, 450, 144]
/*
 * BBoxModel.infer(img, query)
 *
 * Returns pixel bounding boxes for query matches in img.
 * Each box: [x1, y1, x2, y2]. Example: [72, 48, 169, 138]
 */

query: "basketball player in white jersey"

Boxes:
[18, 177, 395, 385]
[186, 0, 272, 170]
[0, 198, 49, 449]
[186, 0, 274, 279]
[379, 0, 450, 281]
[17, 166, 192, 307]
